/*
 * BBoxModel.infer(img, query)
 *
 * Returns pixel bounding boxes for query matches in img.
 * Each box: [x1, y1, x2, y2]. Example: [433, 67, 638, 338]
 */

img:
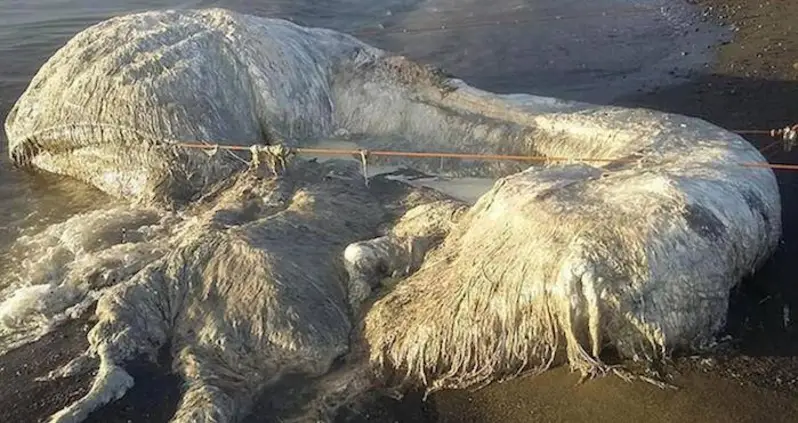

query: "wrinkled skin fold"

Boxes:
[2, 7, 781, 423]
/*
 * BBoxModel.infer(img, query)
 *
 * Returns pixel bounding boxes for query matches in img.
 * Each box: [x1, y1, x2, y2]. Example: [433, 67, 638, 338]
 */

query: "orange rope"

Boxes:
[733, 129, 772, 135]
[740, 162, 798, 171]
[296, 148, 633, 164]
[175, 142, 798, 172]
[178, 142, 636, 164]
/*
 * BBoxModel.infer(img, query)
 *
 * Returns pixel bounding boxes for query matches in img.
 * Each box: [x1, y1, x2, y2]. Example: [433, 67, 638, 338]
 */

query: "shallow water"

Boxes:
[0, 0, 740, 421]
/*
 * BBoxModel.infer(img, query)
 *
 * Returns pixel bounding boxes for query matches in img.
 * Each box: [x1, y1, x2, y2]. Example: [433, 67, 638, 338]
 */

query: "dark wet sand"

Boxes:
[4, 0, 798, 422]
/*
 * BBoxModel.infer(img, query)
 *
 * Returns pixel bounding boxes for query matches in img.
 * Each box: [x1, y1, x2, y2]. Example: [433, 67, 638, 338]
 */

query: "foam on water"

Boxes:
[0, 206, 181, 354]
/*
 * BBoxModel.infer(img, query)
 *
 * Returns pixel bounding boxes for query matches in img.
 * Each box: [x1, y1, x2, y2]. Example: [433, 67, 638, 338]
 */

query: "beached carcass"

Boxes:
[3, 8, 780, 422]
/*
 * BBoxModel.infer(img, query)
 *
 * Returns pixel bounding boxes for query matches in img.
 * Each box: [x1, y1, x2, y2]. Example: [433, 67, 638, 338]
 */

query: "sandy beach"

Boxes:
[2, 0, 798, 422]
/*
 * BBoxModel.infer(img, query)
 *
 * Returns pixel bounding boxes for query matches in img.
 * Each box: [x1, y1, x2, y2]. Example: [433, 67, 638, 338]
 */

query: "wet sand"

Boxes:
[3, 0, 798, 422]
[434, 368, 798, 423]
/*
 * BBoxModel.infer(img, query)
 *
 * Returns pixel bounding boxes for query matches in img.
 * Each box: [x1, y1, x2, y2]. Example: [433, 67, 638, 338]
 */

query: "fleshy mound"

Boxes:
[363, 159, 778, 391]
[4, 8, 372, 205]
[39, 160, 454, 423]
[1, 7, 782, 423]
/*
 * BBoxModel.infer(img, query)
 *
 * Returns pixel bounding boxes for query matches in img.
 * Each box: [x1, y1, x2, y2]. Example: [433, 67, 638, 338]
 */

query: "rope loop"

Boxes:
[359, 149, 371, 187]
[249, 144, 295, 175]
[203, 144, 220, 158]
[771, 124, 798, 152]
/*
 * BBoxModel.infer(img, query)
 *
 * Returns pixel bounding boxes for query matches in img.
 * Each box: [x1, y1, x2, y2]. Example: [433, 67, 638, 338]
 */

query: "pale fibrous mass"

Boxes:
[1, 8, 780, 423]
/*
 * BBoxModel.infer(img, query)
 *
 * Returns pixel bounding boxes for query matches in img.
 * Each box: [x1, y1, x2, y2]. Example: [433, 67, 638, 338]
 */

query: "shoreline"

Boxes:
[3, 0, 798, 422]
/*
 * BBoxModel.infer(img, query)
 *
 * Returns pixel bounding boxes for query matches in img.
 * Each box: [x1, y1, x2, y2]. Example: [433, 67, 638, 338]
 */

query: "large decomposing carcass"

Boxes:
[2, 8, 780, 423]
